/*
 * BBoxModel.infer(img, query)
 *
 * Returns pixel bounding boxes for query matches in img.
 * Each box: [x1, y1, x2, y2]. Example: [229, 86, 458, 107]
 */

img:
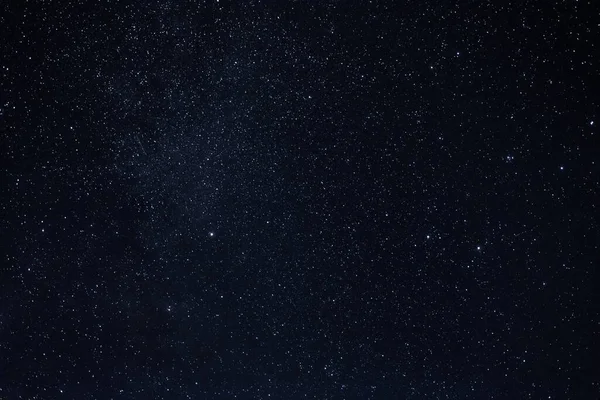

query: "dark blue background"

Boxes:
[1, 0, 598, 398]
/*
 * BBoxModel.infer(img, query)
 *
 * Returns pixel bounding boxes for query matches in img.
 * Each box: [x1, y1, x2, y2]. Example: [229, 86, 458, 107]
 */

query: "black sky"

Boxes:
[1, 0, 599, 398]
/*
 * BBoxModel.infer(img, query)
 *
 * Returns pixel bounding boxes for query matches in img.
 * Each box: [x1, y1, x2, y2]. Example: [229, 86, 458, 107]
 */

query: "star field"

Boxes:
[1, 1, 599, 399]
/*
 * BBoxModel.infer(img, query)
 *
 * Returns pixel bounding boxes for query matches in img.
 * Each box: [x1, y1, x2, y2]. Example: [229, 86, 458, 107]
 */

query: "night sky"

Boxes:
[1, 1, 599, 399]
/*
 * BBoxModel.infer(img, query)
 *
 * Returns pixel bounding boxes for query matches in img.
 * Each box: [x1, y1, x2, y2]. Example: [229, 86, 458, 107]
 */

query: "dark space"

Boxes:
[1, 1, 598, 398]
